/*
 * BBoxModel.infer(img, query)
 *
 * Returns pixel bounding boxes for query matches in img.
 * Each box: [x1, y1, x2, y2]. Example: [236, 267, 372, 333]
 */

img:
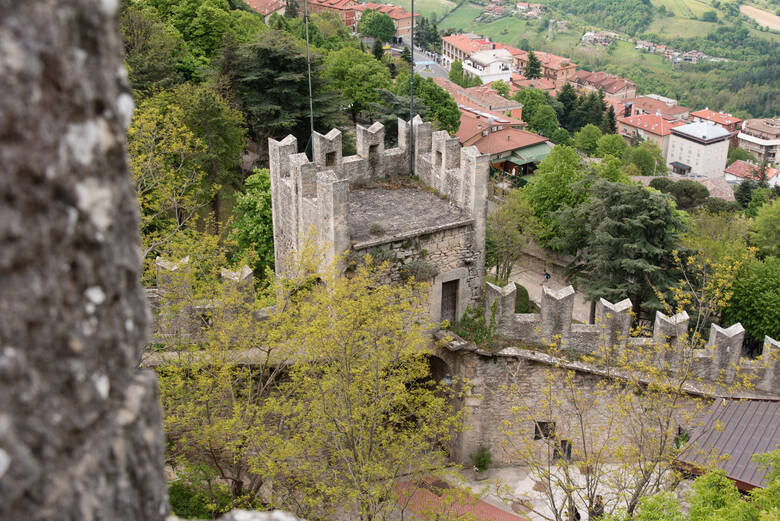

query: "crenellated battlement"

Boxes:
[268, 117, 490, 323]
[484, 281, 780, 394]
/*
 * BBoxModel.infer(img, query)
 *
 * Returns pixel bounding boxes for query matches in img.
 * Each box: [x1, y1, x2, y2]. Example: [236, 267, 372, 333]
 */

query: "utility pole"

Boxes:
[409, 0, 415, 175]
[304, 0, 314, 137]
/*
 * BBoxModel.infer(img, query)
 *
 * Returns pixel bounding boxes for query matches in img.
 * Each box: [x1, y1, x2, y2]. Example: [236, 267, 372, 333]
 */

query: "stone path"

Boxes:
[507, 265, 592, 324]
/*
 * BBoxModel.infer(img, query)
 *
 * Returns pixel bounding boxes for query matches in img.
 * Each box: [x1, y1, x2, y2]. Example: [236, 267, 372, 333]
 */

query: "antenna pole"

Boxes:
[409, 0, 415, 175]
[304, 0, 315, 137]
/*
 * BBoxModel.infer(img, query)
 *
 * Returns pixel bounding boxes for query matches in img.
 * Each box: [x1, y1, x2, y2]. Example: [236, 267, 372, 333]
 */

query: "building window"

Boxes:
[534, 421, 556, 440]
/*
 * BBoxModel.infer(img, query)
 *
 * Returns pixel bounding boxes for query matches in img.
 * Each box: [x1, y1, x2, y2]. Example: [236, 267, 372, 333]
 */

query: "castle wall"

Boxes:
[269, 117, 489, 323]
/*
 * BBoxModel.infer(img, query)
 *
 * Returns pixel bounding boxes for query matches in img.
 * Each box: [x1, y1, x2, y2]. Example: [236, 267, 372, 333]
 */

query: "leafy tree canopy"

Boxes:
[722, 256, 780, 342]
[324, 47, 392, 119]
[750, 198, 780, 259]
[574, 123, 603, 155]
[357, 9, 395, 43]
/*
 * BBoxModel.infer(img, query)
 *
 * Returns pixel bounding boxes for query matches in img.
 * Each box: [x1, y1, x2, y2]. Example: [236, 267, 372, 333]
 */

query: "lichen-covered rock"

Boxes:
[0, 1, 167, 519]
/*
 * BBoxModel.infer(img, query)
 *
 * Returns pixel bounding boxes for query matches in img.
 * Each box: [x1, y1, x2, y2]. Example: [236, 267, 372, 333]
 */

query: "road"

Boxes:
[413, 48, 449, 79]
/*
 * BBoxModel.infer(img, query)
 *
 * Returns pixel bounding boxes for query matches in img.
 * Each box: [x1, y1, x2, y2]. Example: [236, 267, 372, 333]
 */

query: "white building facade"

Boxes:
[462, 49, 513, 84]
[666, 121, 730, 178]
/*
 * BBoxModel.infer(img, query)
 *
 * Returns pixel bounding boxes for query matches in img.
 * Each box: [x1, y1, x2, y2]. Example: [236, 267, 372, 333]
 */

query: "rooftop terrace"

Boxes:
[348, 187, 470, 246]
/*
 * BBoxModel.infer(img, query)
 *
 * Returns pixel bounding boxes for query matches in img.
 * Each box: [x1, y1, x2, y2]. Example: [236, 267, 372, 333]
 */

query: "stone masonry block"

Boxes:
[220, 266, 254, 303]
[596, 297, 632, 351]
[540, 285, 575, 343]
[485, 281, 517, 329]
[707, 322, 745, 382]
[756, 336, 780, 393]
[312, 128, 342, 171]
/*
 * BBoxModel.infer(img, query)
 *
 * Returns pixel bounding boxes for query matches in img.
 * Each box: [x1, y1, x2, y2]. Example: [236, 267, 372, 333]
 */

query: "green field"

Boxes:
[649, 0, 718, 17]
[391, 0, 456, 20]
[438, 3, 484, 28]
[647, 15, 720, 37]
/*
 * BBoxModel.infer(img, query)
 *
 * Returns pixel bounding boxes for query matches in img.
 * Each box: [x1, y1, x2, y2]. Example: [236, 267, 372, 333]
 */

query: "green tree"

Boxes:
[128, 93, 212, 263]
[324, 47, 392, 121]
[513, 87, 549, 125]
[525, 50, 542, 79]
[727, 144, 757, 166]
[734, 180, 758, 209]
[372, 38, 385, 60]
[365, 89, 431, 147]
[229, 169, 274, 279]
[555, 82, 579, 132]
[596, 133, 628, 158]
[119, 5, 192, 95]
[746, 186, 772, 217]
[601, 105, 617, 134]
[525, 145, 586, 233]
[357, 9, 395, 43]
[722, 256, 780, 343]
[596, 155, 630, 183]
[284, 0, 298, 17]
[230, 30, 344, 148]
[550, 127, 573, 145]
[449, 59, 465, 86]
[626, 141, 667, 176]
[260, 260, 462, 521]
[653, 179, 710, 210]
[750, 198, 780, 258]
[396, 72, 460, 135]
[486, 190, 541, 284]
[555, 179, 686, 318]
[529, 104, 559, 137]
[492, 79, 510, 97]
[400, 45, 413, 65]
[574, 123, 603, 155]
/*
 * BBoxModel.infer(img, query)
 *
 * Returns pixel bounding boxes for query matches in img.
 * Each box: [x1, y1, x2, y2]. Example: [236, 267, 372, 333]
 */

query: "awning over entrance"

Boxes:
[509, 142, 551, 166]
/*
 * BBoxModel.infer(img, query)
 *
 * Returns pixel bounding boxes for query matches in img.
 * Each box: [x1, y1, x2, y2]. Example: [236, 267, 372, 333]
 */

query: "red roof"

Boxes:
[396, 480, 528, 521]
[572, 70, 634, 94]
[309, 0, 358, 11]
[245, 0, 285, 15]
[531, 50, 575, 71]
[511, 74, 556, 92]
[457, 106, 546, 155]
[626, 96, 690, 118]
[355, 2, 417, 19]
[691, 109, 742, 127]
[618, 113, 685, 137]
[725, 160, 778, 181]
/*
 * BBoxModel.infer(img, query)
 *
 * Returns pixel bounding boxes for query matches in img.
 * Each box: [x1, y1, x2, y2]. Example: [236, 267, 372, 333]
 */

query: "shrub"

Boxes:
[649, 177, 674, 192]
[470, 445, 492, 472]
[515, 283, 530, 313]
[400, 259, 437, 281]
[168, 480, 233, 519]
[702, 197, 739, 214]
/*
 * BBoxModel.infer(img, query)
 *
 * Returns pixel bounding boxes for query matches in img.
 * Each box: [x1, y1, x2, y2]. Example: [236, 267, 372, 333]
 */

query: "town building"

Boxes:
[570, 70, 636, 102]
[691, 109, 742, 145]
[625, 95, 690, 121]
[724, 160, 779, 187]
[738, 118, 780, 167]
[617, 113, 685, 160]
[307, 0, 359, 28]
[509, 73, 556, 94]
[456, 106, 550, 176]
[463, 48, 513, 83]
[513, 50, 577, 88]
[433, 78, 523, 121]
[635, 40, 655, 52]
[245, 0, 285, 16]
[354, 3, 418, 43]
[666, 121, 730, 177]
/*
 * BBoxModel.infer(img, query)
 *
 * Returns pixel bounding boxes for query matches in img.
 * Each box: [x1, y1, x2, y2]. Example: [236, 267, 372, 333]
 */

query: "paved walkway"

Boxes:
[506, 265, 591, 324]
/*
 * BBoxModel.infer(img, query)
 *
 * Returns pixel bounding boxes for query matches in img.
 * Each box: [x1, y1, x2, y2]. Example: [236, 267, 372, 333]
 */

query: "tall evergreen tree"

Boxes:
[400, 45, 413, 65]
[555, 82, 579, 132]
[555, 179, 687, 320]
[372, 38, 385, 60]
[284, 0, 298, 18]
[525, 50, 542, 79]
[231, 30, 344, 148]
[600, 105, 617, 134]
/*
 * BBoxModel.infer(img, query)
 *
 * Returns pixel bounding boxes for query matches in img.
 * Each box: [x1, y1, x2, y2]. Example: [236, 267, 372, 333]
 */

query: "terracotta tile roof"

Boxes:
[396, 480, 529, 521]
[309, 0, 358, 10]
[511, 75, 556, 92]
[532, 50, 575, 70]
[691, 109, 742, 127]
[354, 1, 417, 17]
[724, 160, 778, 181]
[618, 114, 685, 137]
[677, 398, 780, 491]
[245, 0, 285, 14]
[457, 106, 546, 155]
[464, 85, 518, 110]
[572, 70, 635, 94]
[627, 96, 690, 117]
[442, 34, 495, 54]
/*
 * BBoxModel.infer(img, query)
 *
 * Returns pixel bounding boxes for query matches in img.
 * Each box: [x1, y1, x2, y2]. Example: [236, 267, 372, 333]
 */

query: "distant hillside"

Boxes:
[548, 0, 655, 36]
